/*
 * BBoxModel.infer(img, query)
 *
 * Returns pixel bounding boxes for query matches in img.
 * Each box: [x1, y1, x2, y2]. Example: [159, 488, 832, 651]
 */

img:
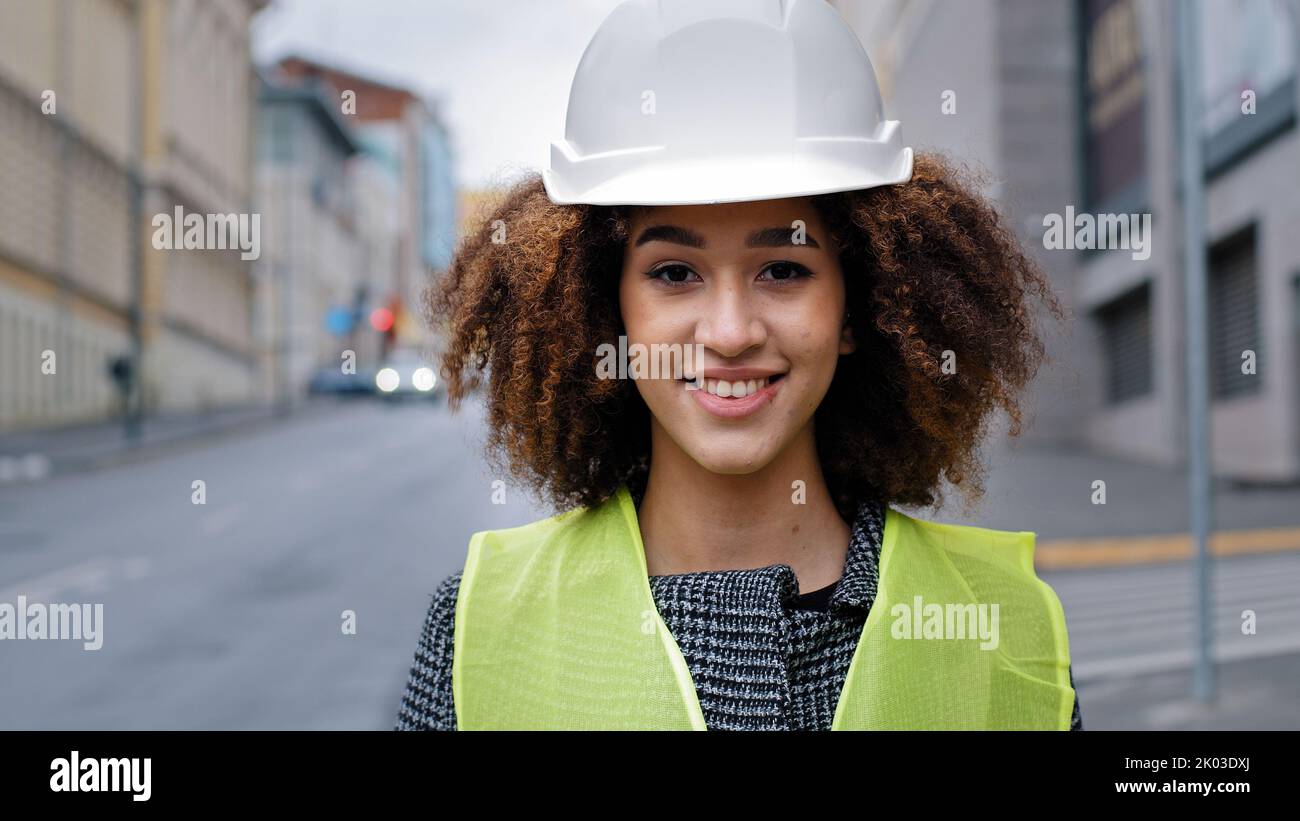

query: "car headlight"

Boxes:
[376, 367, 400, 392]
[413, 367, 435, 391]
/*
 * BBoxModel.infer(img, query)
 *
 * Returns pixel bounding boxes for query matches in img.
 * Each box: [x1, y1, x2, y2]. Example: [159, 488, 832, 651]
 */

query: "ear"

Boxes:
[838, 317, 857, 355]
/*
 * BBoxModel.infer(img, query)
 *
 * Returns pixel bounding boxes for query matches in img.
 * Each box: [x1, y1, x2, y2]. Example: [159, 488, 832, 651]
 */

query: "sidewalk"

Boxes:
[0, 400, 341, 482]
[915, 437, 1300, 567]
[1076, 649, 1300, 730]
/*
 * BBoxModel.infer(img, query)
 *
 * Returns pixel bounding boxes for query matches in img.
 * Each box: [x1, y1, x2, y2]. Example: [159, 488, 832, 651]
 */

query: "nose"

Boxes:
[694, 278, 767, 358]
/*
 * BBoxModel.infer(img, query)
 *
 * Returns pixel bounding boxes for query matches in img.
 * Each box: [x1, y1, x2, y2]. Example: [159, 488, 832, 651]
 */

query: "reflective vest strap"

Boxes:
[454, 485, 1074, 730]
[831, 508, 1074, 730]
[453, 485, 705, 730]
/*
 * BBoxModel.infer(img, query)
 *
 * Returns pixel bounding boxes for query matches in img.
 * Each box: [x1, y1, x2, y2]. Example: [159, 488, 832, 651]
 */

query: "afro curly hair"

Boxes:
[424, 152, 1066, 521]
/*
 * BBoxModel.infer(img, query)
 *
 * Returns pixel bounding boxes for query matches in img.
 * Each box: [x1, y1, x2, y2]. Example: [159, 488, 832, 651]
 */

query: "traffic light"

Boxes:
[370, 304, 396, 357]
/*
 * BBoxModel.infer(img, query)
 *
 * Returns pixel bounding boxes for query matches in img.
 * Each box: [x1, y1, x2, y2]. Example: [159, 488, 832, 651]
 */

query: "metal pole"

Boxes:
[277, 165, 292, 418]
[125, 1, 143, 444]
[55, 0, 73, 421]
[1176, 0, 1214, 703]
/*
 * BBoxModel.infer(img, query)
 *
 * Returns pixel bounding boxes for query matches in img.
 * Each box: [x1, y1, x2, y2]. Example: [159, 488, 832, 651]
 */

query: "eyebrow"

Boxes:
[633, 225, 821, 249]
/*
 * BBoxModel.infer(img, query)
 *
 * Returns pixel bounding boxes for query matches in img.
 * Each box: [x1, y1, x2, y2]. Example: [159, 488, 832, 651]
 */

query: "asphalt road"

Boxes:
[0, 397, 552, 729]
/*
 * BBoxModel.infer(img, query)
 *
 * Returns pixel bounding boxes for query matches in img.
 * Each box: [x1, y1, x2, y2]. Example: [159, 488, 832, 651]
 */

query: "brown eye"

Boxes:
[759, 261, 813, 282]
[646, 264, 700, 285]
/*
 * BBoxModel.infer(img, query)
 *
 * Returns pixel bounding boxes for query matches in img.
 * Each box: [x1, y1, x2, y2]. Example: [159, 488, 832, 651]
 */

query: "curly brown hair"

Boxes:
[424, 152, 1065, 520]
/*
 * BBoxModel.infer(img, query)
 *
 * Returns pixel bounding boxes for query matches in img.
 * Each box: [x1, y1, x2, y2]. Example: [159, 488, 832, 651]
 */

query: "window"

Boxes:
[1208, 225, 1262, 399]
[1077, 0, 1148, 215]
[1200, 0, 1296, 177]
[1199, 1, 1294, 132]
[1097, 281, 1154, 404]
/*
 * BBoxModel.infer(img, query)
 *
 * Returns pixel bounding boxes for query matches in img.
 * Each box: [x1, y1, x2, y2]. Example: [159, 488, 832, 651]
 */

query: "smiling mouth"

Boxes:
[678, 373, 786, 397]
[680, 372, 786, 419]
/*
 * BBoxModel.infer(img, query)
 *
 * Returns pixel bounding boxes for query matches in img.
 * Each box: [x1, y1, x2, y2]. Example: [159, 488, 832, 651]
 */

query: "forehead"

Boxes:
[625, 196, 828, 243]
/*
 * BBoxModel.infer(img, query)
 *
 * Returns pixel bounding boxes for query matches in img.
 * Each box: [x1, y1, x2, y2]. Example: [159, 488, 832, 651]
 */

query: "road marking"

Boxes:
[1037, 526, 1300, 569]
[198, 502, 249, 537]
[0, 453, 52, 482]
[0, 556, 152, 601]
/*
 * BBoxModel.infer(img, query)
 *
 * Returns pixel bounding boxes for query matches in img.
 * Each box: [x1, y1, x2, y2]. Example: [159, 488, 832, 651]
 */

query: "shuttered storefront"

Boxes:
[1208, 225, 1261, 399]
[1098, 281, 1154, 404]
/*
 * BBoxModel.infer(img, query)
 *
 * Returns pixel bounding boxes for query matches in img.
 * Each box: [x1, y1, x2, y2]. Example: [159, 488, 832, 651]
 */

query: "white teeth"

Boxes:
[703, 377, 769, 397]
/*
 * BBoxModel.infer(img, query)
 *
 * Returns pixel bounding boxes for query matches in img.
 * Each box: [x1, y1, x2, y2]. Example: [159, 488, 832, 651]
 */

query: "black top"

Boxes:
[789, 578, 840, 612]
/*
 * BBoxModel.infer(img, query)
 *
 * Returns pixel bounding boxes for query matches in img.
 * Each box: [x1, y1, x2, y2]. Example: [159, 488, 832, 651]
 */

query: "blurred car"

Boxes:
[308, 365, 377, 397]
[375, 347, 441, 401]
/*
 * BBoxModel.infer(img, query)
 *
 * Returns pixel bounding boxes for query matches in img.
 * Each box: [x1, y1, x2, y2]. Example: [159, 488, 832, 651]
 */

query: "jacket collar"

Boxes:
[824, 497, 883, 615]
[622, 476, 883, 616]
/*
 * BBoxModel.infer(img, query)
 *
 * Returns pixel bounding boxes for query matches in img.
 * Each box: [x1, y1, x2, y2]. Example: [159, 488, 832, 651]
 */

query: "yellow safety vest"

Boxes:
[453, 483, 1074, 730]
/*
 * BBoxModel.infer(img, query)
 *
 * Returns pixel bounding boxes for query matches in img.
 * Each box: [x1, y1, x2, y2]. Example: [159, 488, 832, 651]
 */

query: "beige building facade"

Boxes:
[0, 0, 266, 434]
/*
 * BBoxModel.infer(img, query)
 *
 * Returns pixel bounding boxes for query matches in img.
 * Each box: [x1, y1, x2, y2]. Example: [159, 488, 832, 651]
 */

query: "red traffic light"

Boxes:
[370, 307, 394, 333]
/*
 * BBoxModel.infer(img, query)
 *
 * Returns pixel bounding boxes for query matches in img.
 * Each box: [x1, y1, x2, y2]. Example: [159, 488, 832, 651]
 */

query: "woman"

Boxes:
[397, 0, 1080, 730]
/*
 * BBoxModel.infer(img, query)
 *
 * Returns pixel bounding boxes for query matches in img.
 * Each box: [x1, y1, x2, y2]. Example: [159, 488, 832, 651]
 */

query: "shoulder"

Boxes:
[394, 571, 463, 731]
[883, 507, 1041, 570]
[883, 508, 1060, 609]
[394, 492, 624, 731]
[887, 509, 1076, 726]
[884, 506, 1036, 542]
[426, 571, 463, 628]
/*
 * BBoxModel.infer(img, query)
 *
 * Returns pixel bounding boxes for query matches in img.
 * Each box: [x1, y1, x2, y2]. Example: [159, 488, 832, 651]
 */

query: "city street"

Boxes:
[0, 398, 551, 729]
[2, 397, 1297, 729]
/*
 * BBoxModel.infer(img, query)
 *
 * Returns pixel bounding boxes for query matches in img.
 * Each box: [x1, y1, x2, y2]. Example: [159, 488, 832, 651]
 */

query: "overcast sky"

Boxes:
[252, 0, 625, 190]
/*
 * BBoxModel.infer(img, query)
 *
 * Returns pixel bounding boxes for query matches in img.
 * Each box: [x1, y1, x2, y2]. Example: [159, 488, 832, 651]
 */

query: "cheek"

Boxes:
[619, 272, 668, 344]
[784, 290, 846, 364]
[619, 272, 689, 345]
[621, 300, 670, 348]
[618, 277, 679, 406]
[617, 272, 638, 331]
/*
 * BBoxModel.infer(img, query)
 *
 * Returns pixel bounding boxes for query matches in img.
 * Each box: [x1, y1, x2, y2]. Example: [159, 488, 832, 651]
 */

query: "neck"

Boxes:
[636, 419, 851, 594]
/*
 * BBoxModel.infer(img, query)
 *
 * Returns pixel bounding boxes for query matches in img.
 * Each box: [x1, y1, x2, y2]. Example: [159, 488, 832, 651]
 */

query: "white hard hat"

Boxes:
[542, 0, 914, 206]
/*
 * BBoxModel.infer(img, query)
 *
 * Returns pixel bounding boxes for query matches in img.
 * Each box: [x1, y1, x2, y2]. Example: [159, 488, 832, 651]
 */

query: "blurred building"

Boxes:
[831, 0, 1300, 482]
[270, 56, 458, 356]
[349, 138, 404, 365]
[0, 0, 267, 433]
[138, 0, 268, 415]
[254, 74, 364, 408]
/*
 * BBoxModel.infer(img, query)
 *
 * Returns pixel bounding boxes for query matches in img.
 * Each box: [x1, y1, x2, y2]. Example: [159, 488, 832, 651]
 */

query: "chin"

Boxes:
[694, 459, 764, 477]
[683, 439, 779, 476]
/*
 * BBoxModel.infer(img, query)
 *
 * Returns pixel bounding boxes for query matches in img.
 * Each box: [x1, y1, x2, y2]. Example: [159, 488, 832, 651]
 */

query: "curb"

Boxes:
[1037, 527, 1300, 570]
[0, 400, 343, 483]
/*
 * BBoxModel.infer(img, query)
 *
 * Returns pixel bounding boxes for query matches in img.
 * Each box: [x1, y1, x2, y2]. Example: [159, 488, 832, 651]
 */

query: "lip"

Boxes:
[693, 367, 785, 381]
[687, 374, 785, 419]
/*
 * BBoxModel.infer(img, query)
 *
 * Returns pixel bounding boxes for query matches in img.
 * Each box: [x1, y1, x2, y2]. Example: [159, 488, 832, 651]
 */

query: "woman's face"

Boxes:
[618, 196, 855, 476]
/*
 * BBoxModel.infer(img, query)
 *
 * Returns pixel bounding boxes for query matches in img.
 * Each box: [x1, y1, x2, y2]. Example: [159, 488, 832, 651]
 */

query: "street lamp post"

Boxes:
[1176, 0, 1214, 704]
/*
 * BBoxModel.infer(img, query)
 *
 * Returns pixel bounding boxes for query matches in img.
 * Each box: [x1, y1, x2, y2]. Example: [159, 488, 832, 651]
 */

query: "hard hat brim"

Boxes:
[542, 147, 915, 207]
